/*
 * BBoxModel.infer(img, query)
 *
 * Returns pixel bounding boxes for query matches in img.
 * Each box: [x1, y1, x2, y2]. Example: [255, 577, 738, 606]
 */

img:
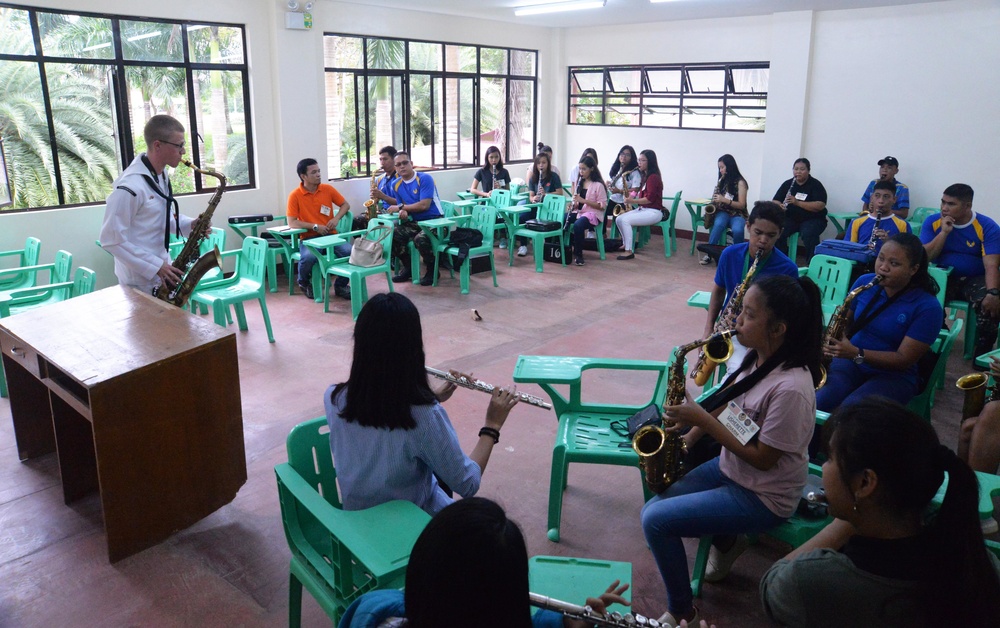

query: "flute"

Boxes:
[426, 367, 552, 411]
[529, 592, 660, 627]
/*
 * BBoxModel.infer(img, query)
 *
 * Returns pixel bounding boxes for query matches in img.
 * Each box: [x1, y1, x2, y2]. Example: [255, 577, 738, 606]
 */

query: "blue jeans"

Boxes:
[570, 215, 596, 260]
[640, 458, 785, 617]
[816, 358, 918, 413]
[708, 212, 745, 245]
[299, 241, 351, 289]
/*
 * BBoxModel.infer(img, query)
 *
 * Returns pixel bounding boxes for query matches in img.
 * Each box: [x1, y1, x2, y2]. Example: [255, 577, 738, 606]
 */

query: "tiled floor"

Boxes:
[0, 236, 983, 627]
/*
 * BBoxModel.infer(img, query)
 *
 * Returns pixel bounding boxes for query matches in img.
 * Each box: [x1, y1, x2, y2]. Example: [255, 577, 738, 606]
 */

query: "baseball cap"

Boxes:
[877, 156, 899, 167]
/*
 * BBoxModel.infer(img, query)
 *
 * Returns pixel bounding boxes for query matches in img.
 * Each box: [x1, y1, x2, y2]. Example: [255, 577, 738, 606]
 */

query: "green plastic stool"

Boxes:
[529, 556, 632, 616]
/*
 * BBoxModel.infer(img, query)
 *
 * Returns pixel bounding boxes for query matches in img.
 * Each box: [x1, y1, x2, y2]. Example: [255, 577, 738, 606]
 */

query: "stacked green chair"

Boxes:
[512, 355, 673, 542]
[189, 236, 275, 343]
[319, 217, 395, 320]
[431, 205, 498, 295]
[1, 249, 72, 300]
[0, 267, 96, 317]
[275, 417, 430, 627]
[509, 195, 569, 273]
[803, 254, 855, 322]
[0, 237, 43, 293]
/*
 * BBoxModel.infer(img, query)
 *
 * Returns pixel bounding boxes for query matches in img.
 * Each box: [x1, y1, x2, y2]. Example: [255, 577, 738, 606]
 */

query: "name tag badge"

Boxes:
[724, 192, 734, 201]
[717, 401, 760, 446]
[794, 192, 808, 201]
[320, 205, 332, 216]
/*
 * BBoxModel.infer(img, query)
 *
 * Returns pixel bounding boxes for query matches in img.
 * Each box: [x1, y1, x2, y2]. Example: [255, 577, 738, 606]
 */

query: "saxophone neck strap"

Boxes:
[141, 155, 179, 251]
[849, 286, 905, 338]
[700, 350, 782, 414]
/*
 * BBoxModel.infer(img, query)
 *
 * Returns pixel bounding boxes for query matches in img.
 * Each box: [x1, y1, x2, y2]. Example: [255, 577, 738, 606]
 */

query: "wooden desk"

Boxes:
[0, 286, 246, 562]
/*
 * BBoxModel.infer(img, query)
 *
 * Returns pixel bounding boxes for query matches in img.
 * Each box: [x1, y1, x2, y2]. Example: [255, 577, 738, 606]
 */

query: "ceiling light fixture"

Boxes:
[514, 0, 606, 17]
[287, 0, 299, 10]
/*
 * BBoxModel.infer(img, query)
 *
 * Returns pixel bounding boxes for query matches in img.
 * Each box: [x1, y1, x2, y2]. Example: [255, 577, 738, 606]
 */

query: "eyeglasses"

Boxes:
[396, 160, 411, 166]
[159, 139, 186, 152]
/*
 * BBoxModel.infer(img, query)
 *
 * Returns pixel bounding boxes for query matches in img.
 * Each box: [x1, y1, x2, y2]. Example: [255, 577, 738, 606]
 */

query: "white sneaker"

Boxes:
[516, 245, 528, 257]
[499, 239, 508, 249]
[657, 608, 699, 628]
[699, 254, 711, 265]
[704, 534, 749, 582]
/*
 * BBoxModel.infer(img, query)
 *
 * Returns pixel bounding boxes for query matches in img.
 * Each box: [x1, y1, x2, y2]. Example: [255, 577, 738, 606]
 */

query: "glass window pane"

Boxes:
[508, 80, 534, 162]
[480, 77, 505, 146]
[606, 96, 639, 126]
[124, 65, 193, 192]
[187, 25, 244, 65]
[687, 69, 725, 93]
[409, 73, 431, 161]
[570, 96, 603, 125]
[645, 69, 682, 93]
[445, 45, 476, 73]
[643, 106, 679, 128]
[409, 42, 441, 71]
[442, 77, 475, 166]
[429, 76, 444, 169]
[683, 106, 724, 129]
[194, 70, 249, 186]
[731, 67, 768, 94]
[608, 69, 641, 93]
[481, 48, 507, 75]
[39, 13, 114, 60]
[324, 35, 362, 69]
[367, 38, 404, 70]
[366, 74, 404, 176]
[325, 71, 357, 180]
[510, 49, 535, 77]
[0, 8, 34, 55]
[121, 20, 183, 62]
[572, 71, 604, 93]
[46, 62, 117, 204]
[0, 60, 57, 209]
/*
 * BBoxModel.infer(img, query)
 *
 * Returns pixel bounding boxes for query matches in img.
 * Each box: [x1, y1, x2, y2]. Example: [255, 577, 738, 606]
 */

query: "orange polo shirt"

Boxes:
[287, 183, 346, 239]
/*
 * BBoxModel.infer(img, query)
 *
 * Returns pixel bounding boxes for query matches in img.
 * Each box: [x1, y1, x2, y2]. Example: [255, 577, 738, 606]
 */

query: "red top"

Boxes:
[638, 173, 664, 210]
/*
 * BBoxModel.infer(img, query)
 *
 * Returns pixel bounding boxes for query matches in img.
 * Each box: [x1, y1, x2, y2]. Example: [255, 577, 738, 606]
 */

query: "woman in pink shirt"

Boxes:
[567, 156, 607, 266]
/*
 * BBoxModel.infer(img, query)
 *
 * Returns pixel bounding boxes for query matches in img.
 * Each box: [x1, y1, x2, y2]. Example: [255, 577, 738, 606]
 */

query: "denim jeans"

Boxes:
[570, 214, 596, 260]
[708, 212, 746, 245]
[299, 241, 351, 289]
[640, 458, 785, 617]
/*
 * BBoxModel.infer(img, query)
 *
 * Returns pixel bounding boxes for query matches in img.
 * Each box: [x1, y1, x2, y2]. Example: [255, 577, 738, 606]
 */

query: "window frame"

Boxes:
[0, 2, 255, 213]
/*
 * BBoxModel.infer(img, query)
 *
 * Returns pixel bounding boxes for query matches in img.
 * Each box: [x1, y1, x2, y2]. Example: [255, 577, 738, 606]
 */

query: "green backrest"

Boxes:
[367, 217, 396, 257]
[336, 211, 354, 233]
[441, 200, 456, 218]
[471, 205, 498, 247]
[199, 227, 227, 256]
[664, 191, 683, 227]
[0, 236, 42, 290]
[806, 254, 854, 305]
[928, 265, 949, 309]
[72, 267, 97, 297]
[489, 188, 512, 209]
[537, 194, 567, 224]
[52, 250, 73, 284]
[908, 206, 937, 233]
[239, 236, 269, 283]
[286, 416, 341, 508]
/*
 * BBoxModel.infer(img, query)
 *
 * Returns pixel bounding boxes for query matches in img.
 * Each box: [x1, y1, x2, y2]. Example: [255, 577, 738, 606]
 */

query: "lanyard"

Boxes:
[742, 247, 772, 276]
[141, 155, 179, 251]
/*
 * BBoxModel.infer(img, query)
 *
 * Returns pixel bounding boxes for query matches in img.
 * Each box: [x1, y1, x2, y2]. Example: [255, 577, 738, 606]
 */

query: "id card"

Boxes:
[717, 401, 760, 445]
[320, 204, 332, 216]
[724, 192, 734, 201]
[794, 192, 808, 201]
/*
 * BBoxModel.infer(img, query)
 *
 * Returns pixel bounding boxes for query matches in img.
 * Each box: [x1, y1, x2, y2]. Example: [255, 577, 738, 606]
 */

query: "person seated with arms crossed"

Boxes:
[860, 155, 909, 219]
[286, 158, 353, 300]
[773, 158, 828, 262]
[843, 179, 911, 256]
[338, 497, 631, 628]
[386, 152, 445, 286]
[815, 233, 942, 455]
[356, 145, 398, 230]
[615, 149, 665, 261]
[643, 274, 824, 627]
[567, 156, 607, 267]
[704, 202, 800, 368]
[700, 154, 750, 265]
[760, 398, 1000, 628]
[326, 293, 518, 516]
[921, 183, 1000, 359]
[515, 150, 565, 257]
[469, 145, 511, 199]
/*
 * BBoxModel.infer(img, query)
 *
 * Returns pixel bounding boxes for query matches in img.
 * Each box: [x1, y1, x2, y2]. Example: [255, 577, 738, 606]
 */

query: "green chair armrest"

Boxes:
[686, 291, 711, 310]
[0, 262, 54, 278]
[3, 280, 74, 302]
[0, 248, 27, 258]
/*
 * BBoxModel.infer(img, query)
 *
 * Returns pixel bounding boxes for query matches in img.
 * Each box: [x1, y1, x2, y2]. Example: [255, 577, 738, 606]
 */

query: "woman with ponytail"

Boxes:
[642, 274, 825, 627]
[761, 398, 1000, 627]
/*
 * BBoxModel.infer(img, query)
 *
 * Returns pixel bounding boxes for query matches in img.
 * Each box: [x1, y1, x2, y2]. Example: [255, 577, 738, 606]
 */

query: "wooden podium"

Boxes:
[0, 286, 246, 562]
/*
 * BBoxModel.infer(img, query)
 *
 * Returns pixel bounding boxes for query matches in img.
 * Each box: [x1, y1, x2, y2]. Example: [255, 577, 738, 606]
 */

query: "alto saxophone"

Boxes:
[956, 371, 999, 421]
[152, 159, 226, 308]
[692, 248, 762, 386]
[634, 330, 736, 494]
[363, 171, 381, 220]
[704, 176, 724, 216]
[823, 274, 882, 353]
[611, 168, 637, 217]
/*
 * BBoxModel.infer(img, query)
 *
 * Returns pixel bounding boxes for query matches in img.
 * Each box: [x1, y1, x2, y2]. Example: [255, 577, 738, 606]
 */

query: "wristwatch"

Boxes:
[987, 289, 1000, 297]
[853, 348, 865, 365]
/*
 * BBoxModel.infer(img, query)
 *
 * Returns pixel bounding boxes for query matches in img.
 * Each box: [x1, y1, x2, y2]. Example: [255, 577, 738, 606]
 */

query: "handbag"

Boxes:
[525, 219, 561, 232]
[348, 225, 391, 267]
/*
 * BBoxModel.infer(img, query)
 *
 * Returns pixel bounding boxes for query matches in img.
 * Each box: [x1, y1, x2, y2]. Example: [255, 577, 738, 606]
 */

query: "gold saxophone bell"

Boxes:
[692, 330, 736, 386]
[633, 423, 668, 494]
[816, 364, 827, 390]
[703, 203, 717, 215]
[612, 201, 630, 217]
[957, 372, 990, 421]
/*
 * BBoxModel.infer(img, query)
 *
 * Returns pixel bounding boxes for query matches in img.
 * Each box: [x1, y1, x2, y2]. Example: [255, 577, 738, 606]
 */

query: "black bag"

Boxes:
[525, 219, 561, 232]
[581, 237, 623, 252]
[446, 227, 483, 264]
[543, 241, 566, 263]
[626, 403, 662, 439]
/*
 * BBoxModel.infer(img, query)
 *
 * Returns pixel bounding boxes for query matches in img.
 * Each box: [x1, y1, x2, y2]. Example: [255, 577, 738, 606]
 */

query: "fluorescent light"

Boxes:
[127, 32, 161, 42]
[514, 0, 606, 17]
[81, 42, 112, 52]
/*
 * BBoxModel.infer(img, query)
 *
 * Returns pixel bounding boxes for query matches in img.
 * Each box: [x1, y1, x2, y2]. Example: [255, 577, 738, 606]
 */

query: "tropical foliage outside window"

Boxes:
[569, 62, 768, 131]
[0, 4, 253, 212]
[324, 33, 537, 178]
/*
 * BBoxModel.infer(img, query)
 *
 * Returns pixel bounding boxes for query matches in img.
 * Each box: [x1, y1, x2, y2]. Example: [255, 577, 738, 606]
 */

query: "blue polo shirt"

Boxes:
[848, 273, 943, 381]
[393, 172, 442, 222]
[861, 179, 910, 212]
[715, 242, 800, 309]
[845, 214, 911, 254]
[375, 172, 397, 210]
[919, 211, 1000, 278]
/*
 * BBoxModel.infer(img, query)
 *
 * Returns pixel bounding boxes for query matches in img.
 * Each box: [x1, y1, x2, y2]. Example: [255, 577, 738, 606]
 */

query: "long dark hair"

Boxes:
[750, 274, 825, 386]
[405, 498, 533, 628]
[824, 398, 1000, 626]
[482, 145, 503, 169]
[578, 147, 598, 165]
[608, 145, 638, 178]
[883, 232, 938, 296]
[529, 152, 552, 190]
[577, 155, 603, 184]
[640, 149, 660, 179]
[332, 293, 436, 430]
[717, 154, 746, 197]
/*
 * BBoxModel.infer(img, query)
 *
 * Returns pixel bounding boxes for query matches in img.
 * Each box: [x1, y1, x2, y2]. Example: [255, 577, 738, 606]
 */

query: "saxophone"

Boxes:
[152, 159, 226, 308]
[363, 171, 381, 220]
[634, 330, 736, 494]
[704, 176, 724, 215]
[692, 248, 762, 386]
[611, 168, 636, 217]
[823, 274, 882, 353]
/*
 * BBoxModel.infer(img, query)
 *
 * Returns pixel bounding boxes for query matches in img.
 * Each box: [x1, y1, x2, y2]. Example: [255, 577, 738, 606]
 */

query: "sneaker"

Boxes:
[656, 608, 699, 628]
[391, 269, 412, 283]
[699, 254, 711, 265]
[333, 285, 352, 300]
[983, 516, 999, 535]
[296, 280, 314, 300]
[704, 534, 750, 583]
[499, 238, 508, 249]
[574, 257, 585, 266]
[517, 245, 528, 257]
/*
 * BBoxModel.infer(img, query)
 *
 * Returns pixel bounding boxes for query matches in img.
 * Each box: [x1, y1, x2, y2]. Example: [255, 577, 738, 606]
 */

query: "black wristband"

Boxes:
[479, 426, 500, 444]
[987, 289, 1000, 297]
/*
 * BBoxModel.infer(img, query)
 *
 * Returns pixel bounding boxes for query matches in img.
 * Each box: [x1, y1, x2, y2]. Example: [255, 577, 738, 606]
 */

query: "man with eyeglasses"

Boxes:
[101, 114, 209, 293]
[385, 152, 444, 285]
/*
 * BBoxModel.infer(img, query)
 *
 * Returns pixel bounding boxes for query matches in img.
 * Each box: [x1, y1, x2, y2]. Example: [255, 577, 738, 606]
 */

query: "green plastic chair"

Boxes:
[433, 205, 498, 295]
[803, 254, 855, 320]
[0, 267, 96, 317]
[633, 191, 683, 257]
[907, 317, 962, 422]
[189, 236, 275, 343]
[687, 201, 711, 255]
[275, 417, 430, 627]
[907, 206, 937, 237]
[488, 188, 514, 243]
[1, 249, 73, 300]
[512, 355, 673, 542]
[321, 218, 395, 320]
[528, 556, 632, 617]
[0, 237, 42, 292]
[509, 195, 568, 273]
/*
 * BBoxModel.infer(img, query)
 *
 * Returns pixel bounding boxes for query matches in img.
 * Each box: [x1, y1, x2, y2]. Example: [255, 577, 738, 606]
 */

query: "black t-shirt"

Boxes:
[773, 176, 828, 220]
[473, 166, 511, 194]
[529, 171, 563, 196]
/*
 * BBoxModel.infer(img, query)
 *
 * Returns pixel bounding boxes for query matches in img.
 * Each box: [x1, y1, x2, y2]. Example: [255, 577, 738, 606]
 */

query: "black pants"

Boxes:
[947, 274, 1000, 358]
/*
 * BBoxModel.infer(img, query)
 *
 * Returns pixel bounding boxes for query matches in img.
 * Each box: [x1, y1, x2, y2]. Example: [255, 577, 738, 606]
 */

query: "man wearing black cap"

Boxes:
[861, 156, 909, 218]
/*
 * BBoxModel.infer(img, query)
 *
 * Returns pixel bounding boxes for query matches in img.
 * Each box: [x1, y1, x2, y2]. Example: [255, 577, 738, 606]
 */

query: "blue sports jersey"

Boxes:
[393, 172, 442, 221]
[861, 179, 910, 212]
[919, 211, 1000, 278]
[846, 214, 911, 255]
[715, 242, 800, 309]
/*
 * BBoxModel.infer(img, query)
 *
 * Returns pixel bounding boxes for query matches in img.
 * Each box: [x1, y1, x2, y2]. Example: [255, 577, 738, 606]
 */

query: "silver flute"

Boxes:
[529, 592, 661, 627]
[425, 367, 552, 410]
